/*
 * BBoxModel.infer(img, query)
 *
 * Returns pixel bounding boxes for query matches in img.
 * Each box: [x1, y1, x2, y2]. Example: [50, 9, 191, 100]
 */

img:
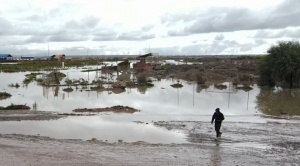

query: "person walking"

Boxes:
[211, 108, 225, 138]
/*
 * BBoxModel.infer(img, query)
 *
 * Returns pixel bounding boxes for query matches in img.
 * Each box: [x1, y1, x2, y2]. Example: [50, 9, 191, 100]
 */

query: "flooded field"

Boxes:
[0, 64, 299, 143]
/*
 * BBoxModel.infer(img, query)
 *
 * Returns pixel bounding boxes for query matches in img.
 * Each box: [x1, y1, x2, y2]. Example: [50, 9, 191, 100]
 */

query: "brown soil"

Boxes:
[145, 60, 258, 85]
[0, 110, 63, 121]
[0, 105, 140, 121]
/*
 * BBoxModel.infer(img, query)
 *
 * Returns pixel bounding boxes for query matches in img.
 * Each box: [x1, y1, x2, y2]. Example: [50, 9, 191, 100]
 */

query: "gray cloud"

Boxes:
[64, 16, 100, 31]
[47, 34, 90, 42]
[8, 15, 101, 43]
[166, 0, 300, 36]
[117, 31, 155, 41]
[150, 39, 260, 55]
[214, 34, 224, 41]
[25, 36, 47, 43]
[92, 29, 117, 41]
[10, 13, 154, 43]
[253, 28, 300, 38]
[2, 0, 290, 55]
[93, 35, 116, 41]
[0, 17, 14, 35]
[161, 13, 196, 25]
[93, 29, 155, 41]
[24, 14, 48, 22]
[167, 30, 190, 37]
[48, 8, 65, 18]
[60, 46, 93, 55]
[255, 39, 267, 45]
[141, 25, 155, 31]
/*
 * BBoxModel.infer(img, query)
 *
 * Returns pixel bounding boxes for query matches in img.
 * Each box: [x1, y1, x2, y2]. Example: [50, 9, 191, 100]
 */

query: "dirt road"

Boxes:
[1, 119, 299, 166]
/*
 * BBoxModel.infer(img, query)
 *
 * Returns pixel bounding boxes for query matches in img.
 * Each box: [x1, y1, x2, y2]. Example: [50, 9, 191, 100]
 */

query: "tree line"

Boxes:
[258, 41, 300, 89]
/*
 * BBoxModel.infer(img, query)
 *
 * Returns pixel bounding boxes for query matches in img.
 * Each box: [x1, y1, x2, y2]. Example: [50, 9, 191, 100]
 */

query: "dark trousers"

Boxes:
[215, 122, 222, 137]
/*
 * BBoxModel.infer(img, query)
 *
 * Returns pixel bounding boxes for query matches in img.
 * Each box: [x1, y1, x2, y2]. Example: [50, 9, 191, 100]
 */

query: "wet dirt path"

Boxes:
[0, 119, 299, 166]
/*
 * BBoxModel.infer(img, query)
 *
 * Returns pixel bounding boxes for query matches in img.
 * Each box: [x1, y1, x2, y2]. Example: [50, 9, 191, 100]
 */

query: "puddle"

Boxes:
[0, 116, 188, 144]
[224, 142, 270, 149]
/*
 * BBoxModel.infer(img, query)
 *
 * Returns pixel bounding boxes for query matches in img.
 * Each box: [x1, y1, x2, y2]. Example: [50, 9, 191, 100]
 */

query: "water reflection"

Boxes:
[256, 88, 300, 116]
[0, 116, 187, 144]
[209, 141, 222, 166]
[0, 68, 260, 116]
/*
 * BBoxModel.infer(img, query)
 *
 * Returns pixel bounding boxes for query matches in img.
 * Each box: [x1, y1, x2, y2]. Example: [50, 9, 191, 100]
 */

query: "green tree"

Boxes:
[258, 41, 300, 89]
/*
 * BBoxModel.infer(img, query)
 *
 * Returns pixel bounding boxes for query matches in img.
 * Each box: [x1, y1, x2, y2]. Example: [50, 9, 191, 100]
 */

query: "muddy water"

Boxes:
[0, 116, 187, 143]
[0, 66, 300, 143]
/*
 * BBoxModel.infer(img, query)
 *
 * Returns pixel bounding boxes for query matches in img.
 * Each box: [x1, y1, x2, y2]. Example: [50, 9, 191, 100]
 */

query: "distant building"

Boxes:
[133, 53, 161, 72]
[0, 54, 13, 60]
[21, 56, 35, 60]
[51, 54, 65, 60]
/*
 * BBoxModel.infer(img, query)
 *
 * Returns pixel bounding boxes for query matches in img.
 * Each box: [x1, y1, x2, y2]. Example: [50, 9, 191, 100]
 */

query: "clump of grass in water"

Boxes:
[63, 87, 73, 92]
[214, 84, 227, 90]
[23, 78, 32, 84]
[47, 72, 66, 78]
[81, 69, 101, 72]
[23, 72, 44, 84]
[0, 103, 30, 110]
[236, 85, 253, 92]
[25, 72, 43, 78]
[146, 82, 154, 87]
[170, 83, 183, 88]
[8, 83, 20, 88]
[0, 92, 12, 100]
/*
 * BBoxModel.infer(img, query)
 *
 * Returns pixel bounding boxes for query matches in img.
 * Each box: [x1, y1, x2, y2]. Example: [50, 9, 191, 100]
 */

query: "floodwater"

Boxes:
[0, 64, 299, 143]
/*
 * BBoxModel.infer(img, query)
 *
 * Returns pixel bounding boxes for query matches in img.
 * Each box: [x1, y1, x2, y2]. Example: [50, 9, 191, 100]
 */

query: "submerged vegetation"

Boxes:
[0, 104, 30, 110]
[8, 83, 20, 88]
[214, 84, 227, 90]
[25, 72, 43, 78]
[23, 72, 44, 84]
[63, 87, 74, 92]
[170, 83, 183, 88]
[81, 69, 101, 72]
[0, 92, 12, 100]
[236, 85, 253, 92]
[73, 105, 140, 113]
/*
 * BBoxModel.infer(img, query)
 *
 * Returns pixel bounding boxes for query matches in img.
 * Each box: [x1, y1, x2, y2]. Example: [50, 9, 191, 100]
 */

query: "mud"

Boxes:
[73, 105, 141, 113]
[0, 117, 299, 165]
[0, 110, 63, 121]
[145, 61, 258, 85]
[0, 105, 140, 121]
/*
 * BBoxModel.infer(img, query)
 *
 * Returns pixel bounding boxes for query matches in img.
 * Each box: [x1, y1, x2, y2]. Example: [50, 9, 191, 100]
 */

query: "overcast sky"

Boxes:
[0, 0, 299, 56]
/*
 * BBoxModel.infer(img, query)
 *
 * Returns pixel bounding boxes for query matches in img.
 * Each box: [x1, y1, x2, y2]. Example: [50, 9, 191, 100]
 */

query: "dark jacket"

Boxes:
[211, 112, 225, 124]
